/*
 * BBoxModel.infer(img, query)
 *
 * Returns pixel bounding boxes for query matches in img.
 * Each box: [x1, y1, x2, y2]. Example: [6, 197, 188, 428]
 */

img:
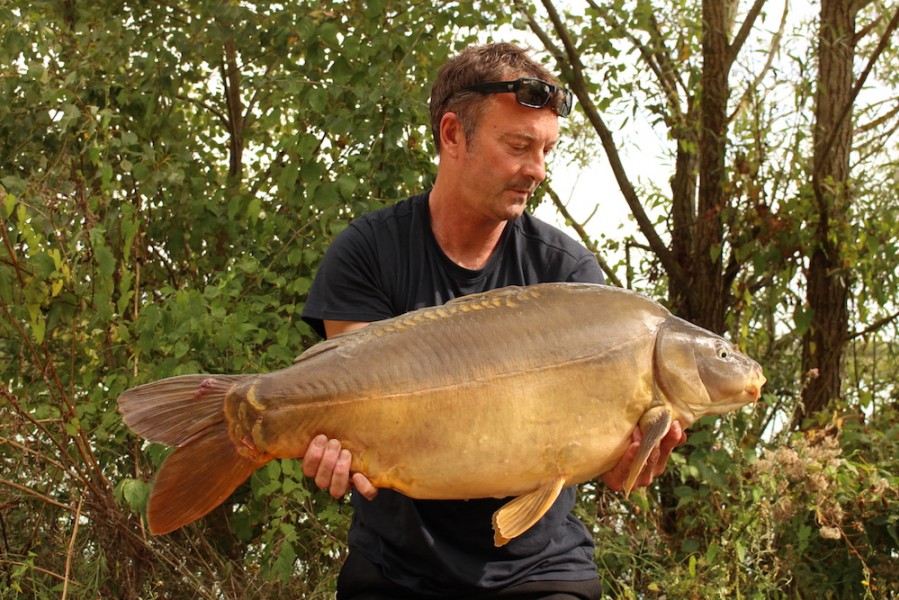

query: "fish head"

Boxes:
[653, 316, 766, 425]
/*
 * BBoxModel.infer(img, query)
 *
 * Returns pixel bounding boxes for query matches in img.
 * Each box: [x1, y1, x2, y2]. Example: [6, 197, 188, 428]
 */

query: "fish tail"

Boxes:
[117, 374, 271, 534]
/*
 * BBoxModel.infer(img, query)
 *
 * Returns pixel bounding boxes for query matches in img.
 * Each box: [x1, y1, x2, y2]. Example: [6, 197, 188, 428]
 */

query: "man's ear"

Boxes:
[439, 112, 464, 158]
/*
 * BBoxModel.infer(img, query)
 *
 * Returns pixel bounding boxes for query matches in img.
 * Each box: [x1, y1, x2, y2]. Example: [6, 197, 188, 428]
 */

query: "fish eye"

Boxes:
[717, 347, 729, 359]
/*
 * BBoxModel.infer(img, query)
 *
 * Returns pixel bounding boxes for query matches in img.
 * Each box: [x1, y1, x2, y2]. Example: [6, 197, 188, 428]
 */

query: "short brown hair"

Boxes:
[429, 43, 560, 152]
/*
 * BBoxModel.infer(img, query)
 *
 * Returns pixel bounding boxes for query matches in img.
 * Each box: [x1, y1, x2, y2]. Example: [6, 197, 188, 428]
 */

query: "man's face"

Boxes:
[457, 92, 560, 222]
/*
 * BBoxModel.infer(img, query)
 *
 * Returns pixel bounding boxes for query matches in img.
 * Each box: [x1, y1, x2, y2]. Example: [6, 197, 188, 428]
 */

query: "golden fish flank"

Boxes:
[117, 282, 765, 546]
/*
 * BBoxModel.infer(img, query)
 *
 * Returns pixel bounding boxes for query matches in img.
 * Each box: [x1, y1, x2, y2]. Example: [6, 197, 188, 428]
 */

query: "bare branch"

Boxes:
[526, 0, 685, 282]
[815, 3, 899, 175]
[0, 478, 72, 512]
[0, 560, 82, 587]
[174, 93, 230, 128]
[855, 97, 899, 135]
[727, 0, 789, 124]
[61, 494, 84, 600]
[545, 186, 624, 288]
[585, 0, 685, 122]
[850, 309, 899, 339]
[728, 0, 769, 69]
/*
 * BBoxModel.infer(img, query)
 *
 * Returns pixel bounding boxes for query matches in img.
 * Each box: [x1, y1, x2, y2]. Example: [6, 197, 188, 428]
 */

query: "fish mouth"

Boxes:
[722, 379, 766, 410]
[745, 371, 767, 402]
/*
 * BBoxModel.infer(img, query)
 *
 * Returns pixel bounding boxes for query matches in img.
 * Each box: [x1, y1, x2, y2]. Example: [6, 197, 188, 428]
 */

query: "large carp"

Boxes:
[118, 282, 765, 546]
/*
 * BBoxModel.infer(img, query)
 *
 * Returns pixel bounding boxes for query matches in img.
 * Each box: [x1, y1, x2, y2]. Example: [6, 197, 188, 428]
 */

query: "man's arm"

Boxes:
[323, 320, 369, 338]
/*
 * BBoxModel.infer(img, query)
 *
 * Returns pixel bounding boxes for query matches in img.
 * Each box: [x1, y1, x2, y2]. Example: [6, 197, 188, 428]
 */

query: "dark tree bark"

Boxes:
[671, 0, 731, 333]
[800, 0, 856, 423]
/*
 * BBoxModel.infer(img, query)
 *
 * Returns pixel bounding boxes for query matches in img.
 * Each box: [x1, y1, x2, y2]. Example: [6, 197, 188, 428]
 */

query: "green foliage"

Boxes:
[579, 412, 899, 598]
[0, 0, 494, 596]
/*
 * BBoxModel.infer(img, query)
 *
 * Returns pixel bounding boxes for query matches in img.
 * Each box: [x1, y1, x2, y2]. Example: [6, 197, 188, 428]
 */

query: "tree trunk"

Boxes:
[800, 0, 855, 423]
[668, 0, 729, 335]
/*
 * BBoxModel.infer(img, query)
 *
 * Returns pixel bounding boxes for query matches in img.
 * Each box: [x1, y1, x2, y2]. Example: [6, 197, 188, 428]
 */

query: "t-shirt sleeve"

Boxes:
[301, 222, 396, 338]
[566, 252, 605, 285]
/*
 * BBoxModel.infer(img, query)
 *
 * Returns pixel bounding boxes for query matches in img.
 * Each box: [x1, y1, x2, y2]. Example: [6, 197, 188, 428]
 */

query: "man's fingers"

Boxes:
[660, 421, 687, 454]
[301, 435, 377, 499]
[314, 439, 343, 491]
[352, 473, 379, 501]
[652, 422, 687, 477]
[636, 446, 661, 487]
[302, 434, 328, 478]
[602, 422, 688, 491]
[327, 449, 353, 498]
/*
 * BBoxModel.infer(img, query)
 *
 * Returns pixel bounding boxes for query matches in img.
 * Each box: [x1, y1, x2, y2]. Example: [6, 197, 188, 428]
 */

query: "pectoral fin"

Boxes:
[492, 476, 565, 547]
[624, 406, 673, 496]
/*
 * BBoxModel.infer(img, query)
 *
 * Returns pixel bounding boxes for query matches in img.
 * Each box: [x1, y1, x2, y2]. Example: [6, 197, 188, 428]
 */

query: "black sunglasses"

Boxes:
[463, 78, 574, 117]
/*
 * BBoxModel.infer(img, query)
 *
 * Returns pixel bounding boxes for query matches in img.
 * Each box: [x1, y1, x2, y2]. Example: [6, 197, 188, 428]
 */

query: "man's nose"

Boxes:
[523, 150, 546, 184]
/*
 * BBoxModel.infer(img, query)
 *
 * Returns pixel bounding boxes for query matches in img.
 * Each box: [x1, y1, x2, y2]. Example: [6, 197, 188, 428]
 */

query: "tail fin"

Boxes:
[117, 374, 270, 534]
[117, 374, 243, 446]
[147, 419, 264, 534]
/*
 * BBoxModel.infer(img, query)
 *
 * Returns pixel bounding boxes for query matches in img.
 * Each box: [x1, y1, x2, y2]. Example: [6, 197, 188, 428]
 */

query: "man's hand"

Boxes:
[600, 421, 687, 491]
[302, 435, 378, 500]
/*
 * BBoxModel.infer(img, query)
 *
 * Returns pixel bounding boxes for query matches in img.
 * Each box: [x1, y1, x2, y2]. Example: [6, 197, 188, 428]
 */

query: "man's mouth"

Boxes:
[507, 183, 535, 197]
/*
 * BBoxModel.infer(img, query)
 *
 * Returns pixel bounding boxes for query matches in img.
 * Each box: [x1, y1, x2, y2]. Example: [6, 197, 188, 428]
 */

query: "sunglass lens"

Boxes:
[557, 90, 573, 117]
[516, 79, 573, 116]
[516, 79, 551, 109]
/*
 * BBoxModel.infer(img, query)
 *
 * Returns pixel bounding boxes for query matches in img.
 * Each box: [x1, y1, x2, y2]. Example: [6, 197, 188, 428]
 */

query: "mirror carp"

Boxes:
[118, 282, 765, 546]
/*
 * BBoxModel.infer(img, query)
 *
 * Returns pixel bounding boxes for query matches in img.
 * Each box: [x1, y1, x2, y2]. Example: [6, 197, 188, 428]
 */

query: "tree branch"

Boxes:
[727, 0, 789, 124]
[221, 38, 244, 181]
[815, 3, 899, 175]
[850, 308, 899, 339]
[525, 0, 685, 282]
[727, 0, 768, 69]
[585, 0, 685, 122]
[545, 186, 623, 287]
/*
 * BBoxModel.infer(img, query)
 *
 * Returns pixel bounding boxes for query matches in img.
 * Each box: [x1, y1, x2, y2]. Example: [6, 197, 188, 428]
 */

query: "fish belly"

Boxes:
[254, 358, 650, 500]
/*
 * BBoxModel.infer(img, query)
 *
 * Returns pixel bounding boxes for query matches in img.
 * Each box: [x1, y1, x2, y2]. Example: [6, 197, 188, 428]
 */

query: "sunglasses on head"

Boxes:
[463, 77, 574, 117]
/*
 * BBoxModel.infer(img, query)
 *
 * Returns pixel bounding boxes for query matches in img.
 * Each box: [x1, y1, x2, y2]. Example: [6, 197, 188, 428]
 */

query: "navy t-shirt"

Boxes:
[302, 191, 604, 595]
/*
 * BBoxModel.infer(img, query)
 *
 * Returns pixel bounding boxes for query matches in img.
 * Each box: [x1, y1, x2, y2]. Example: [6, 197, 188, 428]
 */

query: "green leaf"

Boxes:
[2, 192, 14, 217]
[30, 252, 56, 279]
[95, 245, 116, 279]
[706, 541, 719, 563]
[336, 173, 359, 198]
[117, 478, 151, 513]
[31, 314, 46, 344]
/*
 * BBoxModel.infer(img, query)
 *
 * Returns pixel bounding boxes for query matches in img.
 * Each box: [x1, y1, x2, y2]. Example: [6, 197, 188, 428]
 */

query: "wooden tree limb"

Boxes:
[850, 308, 899, 339]
[61, 494, 84, 600]
[524, 0, 685, 283]
[814, 3, 899, 177]
[585, 0, 685, 122]
[221, 37, 244, 181]
[727, 0, 789, 124]
[727, 0, 769, 69]
[545, 186, 624, 288]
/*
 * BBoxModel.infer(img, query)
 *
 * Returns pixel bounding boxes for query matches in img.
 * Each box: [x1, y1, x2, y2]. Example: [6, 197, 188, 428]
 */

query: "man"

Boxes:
[300, 42, 685, 599]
